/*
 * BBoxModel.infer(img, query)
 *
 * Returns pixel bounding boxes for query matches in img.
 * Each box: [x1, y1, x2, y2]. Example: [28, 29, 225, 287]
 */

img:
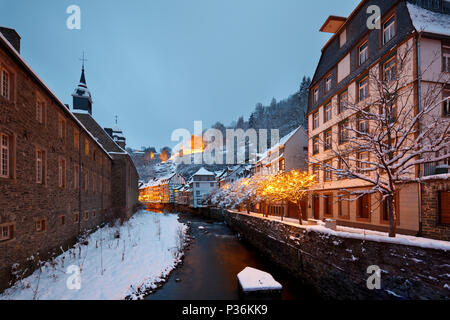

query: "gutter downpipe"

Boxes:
[416, 33, 423, 237]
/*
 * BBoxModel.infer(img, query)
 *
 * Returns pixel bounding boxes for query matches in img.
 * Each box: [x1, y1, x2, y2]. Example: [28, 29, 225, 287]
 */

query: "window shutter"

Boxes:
[440, 191, 450, 225]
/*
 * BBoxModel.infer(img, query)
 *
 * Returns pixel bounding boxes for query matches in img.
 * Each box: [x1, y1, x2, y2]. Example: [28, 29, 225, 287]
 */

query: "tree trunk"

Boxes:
[388, 194, 397, 237]
[298, 203, 303, 225]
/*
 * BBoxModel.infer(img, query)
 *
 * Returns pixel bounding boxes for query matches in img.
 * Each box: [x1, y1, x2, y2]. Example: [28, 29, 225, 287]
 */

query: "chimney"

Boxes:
[0, 27, 21, 53]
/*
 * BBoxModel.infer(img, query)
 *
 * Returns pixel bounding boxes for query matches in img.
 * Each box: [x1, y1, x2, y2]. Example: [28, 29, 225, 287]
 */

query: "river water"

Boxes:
[145, 211, 318, 300]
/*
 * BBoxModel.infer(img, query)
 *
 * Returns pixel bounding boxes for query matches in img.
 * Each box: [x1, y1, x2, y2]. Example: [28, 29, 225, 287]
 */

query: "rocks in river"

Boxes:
[175, 278, 182, 283]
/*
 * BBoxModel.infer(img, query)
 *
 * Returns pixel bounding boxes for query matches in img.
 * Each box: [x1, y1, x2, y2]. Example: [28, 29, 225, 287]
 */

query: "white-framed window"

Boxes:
[383, 58, 397, 82]
[443, 46, 450, 73]
[36, 149, 44, 184]
[359, 77, 369, 101]
[383, 16, 396, 45]
[0, 133, 9, 178]
[359, 42, 369, 65]
[1, 68, 10, 100]
[324, 129, 332, 150]
[74, 164, 79, 189]
[325, 75, 332, 92]
[324, 103, 332, 122]
[36, 101, 44, 124]
[58, 158, 66, 188]
[313, 111, 319, 129]
[313, 87, 319, 103]
[0, 224, 14, 241]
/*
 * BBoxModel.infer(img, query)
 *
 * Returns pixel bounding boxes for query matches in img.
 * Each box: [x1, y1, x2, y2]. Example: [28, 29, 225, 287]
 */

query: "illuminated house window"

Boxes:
[359, 41, 368, 65]
[383, 16, 396, 45]
[74, 128, 79, 150]
[85, 139, 89, 156]
[0, 133, 9, 178]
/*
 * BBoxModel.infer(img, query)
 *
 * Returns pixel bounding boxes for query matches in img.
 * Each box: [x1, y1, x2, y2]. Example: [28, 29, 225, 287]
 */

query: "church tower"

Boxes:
[72, 58, 93, 115]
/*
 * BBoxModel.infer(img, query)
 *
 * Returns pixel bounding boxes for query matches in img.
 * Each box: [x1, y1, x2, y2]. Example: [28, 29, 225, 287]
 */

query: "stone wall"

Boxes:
[421, 179, 450, 241]
[203, 208, 450, 300]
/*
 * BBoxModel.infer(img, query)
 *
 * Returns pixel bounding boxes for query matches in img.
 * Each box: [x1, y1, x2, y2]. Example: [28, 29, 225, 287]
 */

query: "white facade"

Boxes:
[189, 168, 217, 208]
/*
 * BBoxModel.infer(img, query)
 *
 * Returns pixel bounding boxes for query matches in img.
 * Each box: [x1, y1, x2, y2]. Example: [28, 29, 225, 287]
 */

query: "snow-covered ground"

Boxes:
[229, 210, 450, 251]
[0, 211, 187, 300]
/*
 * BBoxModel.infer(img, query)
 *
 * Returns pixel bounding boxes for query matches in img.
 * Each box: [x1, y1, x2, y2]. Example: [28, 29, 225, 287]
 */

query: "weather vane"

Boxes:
[79, 51, 88, 69]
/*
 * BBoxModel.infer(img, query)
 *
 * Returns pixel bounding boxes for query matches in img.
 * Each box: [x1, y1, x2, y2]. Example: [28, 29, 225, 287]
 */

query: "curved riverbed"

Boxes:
[146, 212, 318, 300]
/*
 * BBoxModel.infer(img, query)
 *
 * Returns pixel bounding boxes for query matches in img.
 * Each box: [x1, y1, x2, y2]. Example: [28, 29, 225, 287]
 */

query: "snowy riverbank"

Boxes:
[0, 211, 188, 300]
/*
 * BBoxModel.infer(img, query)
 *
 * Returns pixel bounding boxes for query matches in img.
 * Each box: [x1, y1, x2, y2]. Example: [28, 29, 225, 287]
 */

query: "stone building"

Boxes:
[0, 26, 138, 291]
[306, 0, 449, 239]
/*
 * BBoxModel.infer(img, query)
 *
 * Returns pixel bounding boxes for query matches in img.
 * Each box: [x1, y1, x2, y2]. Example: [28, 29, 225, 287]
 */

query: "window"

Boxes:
[359, 77, 369, 101]
[357, 112, 369, 136]
[324, 103, 332, 122]
[1, 133, 9, 178]
[338, 194, 350, 218]
[325, 75, 332, 93]
[279, 158, 285, 172]
[443, 46, 450, 73]
[338, 121, 349, 144]
[35, 219, 46, 232]
[359, 42, 369, 65]
[313, 87, 319, 103]
[93, 173, 97, 193]
[339, 29, 347, 48]
[324, 160, 333, 181]
[383, 16, 396, 45]
[324, 194, 333, 216]
[74, 212, 79, 223]
[338, 91, 348, 114]
[312, 165, 319, 182]
[58, 116, 66, 140]
[443, 90, 450, 117]
[0, 224, 14, 241]
[36, 101, 45, 124]
[357, 194, 370, 219]
[1, 68, 9, 100]
[196, 190, 200, 196]
[93, 211, 96, 218]
[210, 182, 214, 187]
[60, 215, 66, 225]
[337, 155, 349, 180]
[312, 136, 319, 155]
[84, 211, 89, 220]
[324, 129, 332, 150]
[85, 170, 89, 192]
[74, 164, 79, 189]
[357, 152, 370, 175]
[74, 128, 80, 150]
[313, 111, 319, 129]
[196, 182, 200, 188]
[58, 158, 66, 188]
[93, 149, 97, 161]
[85, 139, 89, 156]
[36, 149, 45, 184]
[383, 58, 397, 82]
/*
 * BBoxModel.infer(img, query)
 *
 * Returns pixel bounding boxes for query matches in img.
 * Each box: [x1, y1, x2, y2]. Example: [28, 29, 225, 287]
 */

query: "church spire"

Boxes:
[72, 52, 93, 115]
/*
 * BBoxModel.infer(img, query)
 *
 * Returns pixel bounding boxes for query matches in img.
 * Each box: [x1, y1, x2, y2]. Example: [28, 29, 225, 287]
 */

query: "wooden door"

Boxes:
[313, 196, 320, 219]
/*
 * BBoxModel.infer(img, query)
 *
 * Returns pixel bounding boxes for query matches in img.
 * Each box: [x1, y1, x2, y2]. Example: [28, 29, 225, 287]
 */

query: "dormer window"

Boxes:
[359, 42, 369, 65]
[325, 75, 332, 93]
[313, 87, 319, 103]
[383, 16, 396, 45]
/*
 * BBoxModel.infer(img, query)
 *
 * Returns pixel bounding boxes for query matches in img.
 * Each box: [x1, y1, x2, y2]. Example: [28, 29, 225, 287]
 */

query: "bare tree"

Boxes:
[311, 39, 449, 237]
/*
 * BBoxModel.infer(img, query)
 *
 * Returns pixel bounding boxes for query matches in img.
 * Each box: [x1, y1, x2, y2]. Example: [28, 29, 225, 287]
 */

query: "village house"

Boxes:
[189, 167, 217, 208]
[306, 0, 449, 239]
[0, 26, 138, 291]
[254, 126, 309, 218]
[139, 173, 186, 204]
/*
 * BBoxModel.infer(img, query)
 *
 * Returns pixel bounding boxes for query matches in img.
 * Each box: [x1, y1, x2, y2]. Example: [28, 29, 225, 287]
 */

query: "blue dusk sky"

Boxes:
[0, 0, 359, 150]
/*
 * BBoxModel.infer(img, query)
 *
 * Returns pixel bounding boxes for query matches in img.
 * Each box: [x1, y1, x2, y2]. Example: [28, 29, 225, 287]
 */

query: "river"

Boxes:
[145, 211, 318, 300]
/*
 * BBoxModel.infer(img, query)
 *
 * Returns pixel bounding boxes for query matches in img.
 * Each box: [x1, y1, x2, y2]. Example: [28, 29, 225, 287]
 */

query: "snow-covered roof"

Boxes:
[258, 126, 304, 161]
[192, 167, 215, 176]
[407, 3, 450, 37]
